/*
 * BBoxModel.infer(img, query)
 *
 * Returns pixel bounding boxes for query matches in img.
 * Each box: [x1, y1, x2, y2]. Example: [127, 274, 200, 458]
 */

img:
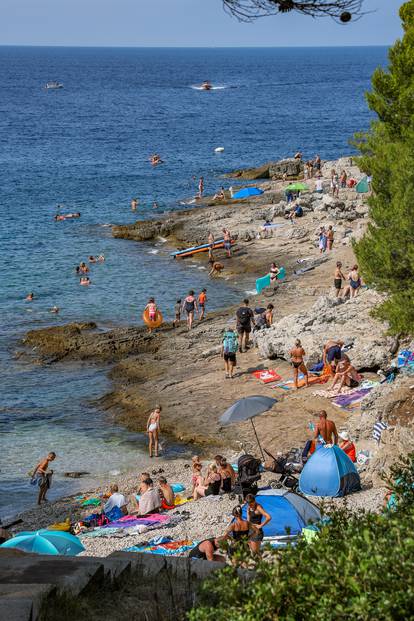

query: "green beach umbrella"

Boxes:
[285, 182, 309, 192]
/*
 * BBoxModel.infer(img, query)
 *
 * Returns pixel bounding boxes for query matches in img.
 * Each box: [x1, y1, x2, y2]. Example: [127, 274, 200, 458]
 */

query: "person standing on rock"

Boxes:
[30, 452, 56, 505]
[236, 299, 254, 353]
[290, 339, 309, 389]
[334, 262, 346, 298]
[313, 410, 338, 445]
[318, 227, 327, 253]
[198, 176, 204, 198]
[147, 405, 161, 458]
[182, 290, 198, 330]
[330, 170, 339, 198]
[326, 225, 334, 251]
[222, 228, 232, 258]
[198, 288, 207, 320]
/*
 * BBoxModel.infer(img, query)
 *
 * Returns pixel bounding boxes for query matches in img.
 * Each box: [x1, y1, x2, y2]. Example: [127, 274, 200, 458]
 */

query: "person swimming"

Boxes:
[26, 292, 34, 301]
[80, 277, 90, 286]
[97, 254, 105, 262]
[50, 306, 59, 314]
[89, 256, 96, 263]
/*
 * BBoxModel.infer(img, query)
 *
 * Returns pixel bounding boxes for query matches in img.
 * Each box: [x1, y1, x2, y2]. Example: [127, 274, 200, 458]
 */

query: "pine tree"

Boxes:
[353, 0, 414, 334]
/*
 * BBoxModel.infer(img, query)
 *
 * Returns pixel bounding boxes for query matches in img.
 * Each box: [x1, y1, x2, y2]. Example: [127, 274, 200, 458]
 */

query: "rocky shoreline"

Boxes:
[14, 155, 414, 545]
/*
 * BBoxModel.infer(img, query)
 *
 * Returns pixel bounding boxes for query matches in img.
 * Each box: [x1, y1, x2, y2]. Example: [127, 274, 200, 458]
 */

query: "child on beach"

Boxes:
[198, 289, 207, 320]
[191, 456, 202, 494]
[144, 297, 158, 333]
[31, 452, 56, 505]
[173, 299, 181, 328]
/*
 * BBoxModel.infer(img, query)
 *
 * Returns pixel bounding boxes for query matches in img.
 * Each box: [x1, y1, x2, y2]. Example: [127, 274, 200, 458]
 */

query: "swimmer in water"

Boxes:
[54, 214, 66, 221]
[144, 297, 158, 333]
[80, 277, 91, 286]
[97, 254, 105, 262]
[26, 292, 34, 301]
[50, 306, 60, 314]
[153, 201, 159, 210]
[89, 256, 96, 263]
[131, 198, 138, 211]
[79, 262, 89, 274]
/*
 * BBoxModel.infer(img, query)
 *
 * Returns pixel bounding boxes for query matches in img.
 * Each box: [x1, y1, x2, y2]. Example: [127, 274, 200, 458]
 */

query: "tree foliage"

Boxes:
[352, 1, 414, 334]
[189, 454, 414, 621]
[222, 0, 365, 22]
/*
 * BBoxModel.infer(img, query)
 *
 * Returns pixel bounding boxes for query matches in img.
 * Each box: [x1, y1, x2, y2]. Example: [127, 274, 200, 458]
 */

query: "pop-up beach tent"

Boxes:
[232, 187, 264, 199]
[299, 445, 361, 498]
[241, 488, 321, 540]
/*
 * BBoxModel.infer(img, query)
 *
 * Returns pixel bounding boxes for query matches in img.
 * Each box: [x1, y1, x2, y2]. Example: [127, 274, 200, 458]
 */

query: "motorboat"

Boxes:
[45, 81, 63, 90]
[201, 81, 212, 91]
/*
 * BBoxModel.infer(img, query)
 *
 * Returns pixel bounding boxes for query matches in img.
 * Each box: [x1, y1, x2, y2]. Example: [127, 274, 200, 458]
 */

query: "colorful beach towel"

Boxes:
[332, 388, 372, 408]
[103, 514, 170, 529]
[252, 369, 282, 384]
[125, 539, 197, 556]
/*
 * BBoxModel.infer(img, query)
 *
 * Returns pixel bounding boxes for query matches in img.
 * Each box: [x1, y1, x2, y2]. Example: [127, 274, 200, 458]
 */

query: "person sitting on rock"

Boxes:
[158, 476, 175, 509]
[339, 431, 357, 462]
[331, 356, 361, 394]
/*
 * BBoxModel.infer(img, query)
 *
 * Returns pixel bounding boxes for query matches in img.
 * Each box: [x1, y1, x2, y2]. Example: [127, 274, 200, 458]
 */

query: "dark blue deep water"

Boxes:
[0, 46, 387, 517]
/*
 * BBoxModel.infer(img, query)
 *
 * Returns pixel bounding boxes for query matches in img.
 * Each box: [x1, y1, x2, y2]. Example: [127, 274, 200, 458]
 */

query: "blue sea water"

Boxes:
[0, 46, 387, 518]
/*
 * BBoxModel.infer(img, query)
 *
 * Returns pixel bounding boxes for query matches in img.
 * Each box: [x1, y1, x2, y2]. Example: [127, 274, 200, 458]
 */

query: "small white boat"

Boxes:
[214, 147, 225, 153]
[45, 81, 63, 90]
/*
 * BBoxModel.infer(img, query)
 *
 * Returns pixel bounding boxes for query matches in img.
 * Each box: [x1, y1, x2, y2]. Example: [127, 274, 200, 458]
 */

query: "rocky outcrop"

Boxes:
[255, 291, 392, 370]
[23, 323, 160, 362]
[269, 158, 303, 180]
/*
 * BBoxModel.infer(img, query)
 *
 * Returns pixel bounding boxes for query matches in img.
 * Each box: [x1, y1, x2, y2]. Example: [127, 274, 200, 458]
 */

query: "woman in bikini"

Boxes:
[182, 290, 198, 330]
[147, 405, 161, 458]
[348, 265, 361, 298]
[193, 464, 221, 500]
[269, 262, 280, 286]
[290, 339, 309, 389]
[219, 458, 236, 493]
[244, 494, 272, 555]
[144, 297, 158, 333]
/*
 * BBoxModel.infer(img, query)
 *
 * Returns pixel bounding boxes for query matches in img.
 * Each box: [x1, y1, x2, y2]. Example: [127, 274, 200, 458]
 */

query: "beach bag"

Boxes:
[223, 331, 238, 354]
[105, 505, 124, 522]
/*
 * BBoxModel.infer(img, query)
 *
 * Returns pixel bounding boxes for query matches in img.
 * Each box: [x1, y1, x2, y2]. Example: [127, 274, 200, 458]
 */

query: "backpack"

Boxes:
[237, 307, 252, 328]
[223, 331, 238, 354]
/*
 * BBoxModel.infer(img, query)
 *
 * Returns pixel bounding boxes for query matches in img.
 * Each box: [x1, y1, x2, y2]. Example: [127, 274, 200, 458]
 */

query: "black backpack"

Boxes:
[237, 307, 252, 328]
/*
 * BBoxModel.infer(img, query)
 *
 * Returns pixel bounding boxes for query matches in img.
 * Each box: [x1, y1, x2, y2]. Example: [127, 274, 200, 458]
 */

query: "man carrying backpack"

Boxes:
[236, 298, 254, 353]
[221, 327, 239, 379]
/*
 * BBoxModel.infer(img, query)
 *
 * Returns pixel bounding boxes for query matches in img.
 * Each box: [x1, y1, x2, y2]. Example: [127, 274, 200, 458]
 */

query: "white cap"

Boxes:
[339, 431, 350, 441]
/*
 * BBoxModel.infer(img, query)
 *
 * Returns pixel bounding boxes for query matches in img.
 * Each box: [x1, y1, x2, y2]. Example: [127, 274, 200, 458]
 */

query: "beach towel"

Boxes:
[125, 539, 197, 556]
[103, 514, 170, 529]
[296, 374, 330, 388]
[332, 388, 372, 408]
[256, 274, 271, 294]
[252, 369, 282, 384]
[81, 498, 101, 507]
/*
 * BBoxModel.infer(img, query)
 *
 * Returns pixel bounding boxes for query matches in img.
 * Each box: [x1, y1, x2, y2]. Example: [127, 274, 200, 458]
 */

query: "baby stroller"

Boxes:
[234, 454, 262, 501]
[263, 448, 301, 493]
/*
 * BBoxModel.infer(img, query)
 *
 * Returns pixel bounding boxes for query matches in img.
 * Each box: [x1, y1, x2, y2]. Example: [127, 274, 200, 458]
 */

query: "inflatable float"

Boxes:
[142, 309, 163, 328]
[170, 238, 234, 259]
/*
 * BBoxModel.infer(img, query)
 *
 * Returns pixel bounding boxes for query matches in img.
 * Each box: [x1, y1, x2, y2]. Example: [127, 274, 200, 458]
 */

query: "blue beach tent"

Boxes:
[233, 187, 264, 199]
[299, 445, 361, 498]
[241, 489, 321, 540]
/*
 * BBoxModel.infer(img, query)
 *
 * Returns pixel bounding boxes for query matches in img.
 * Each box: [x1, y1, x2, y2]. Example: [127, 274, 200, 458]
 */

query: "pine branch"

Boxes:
[223, 0, 366, 22]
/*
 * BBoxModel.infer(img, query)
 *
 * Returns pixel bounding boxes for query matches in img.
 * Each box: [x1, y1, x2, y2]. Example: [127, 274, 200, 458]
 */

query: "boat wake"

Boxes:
[190, 85, 227, 91]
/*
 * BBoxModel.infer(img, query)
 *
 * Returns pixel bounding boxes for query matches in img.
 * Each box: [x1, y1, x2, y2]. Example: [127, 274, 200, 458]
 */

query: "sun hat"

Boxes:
[339, 431, 350, 441]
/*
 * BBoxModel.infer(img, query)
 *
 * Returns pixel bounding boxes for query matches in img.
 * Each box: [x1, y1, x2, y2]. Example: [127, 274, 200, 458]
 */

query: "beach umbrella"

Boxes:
[285, 182, 309, 192]
[232, 187, 264, 199]
[220, 396, 277, 459]
[0, 530, 85, 556]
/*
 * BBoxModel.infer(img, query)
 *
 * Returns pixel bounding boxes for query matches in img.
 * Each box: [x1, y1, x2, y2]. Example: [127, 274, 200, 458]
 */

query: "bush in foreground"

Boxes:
[189, 455, 414, 620]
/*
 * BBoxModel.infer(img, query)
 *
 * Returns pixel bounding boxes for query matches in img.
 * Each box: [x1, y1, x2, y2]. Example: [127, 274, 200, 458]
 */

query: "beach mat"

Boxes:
[251, 369, 282, 384]
[103, 514, 170, 529]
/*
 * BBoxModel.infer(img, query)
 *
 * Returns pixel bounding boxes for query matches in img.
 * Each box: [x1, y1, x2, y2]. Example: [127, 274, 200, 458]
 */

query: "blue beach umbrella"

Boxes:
[0, 530, 85, 556]
[232, 187, 264, 199]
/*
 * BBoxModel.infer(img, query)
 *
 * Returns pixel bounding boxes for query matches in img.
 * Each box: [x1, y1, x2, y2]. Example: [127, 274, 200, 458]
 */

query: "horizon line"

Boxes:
[0, 44, 391, 49]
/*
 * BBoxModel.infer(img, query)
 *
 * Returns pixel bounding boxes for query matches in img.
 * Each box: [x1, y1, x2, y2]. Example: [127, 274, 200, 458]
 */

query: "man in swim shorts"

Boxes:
[222, 228, 232, 258]
[31, 452, 56, 505]
[334, 262, 346, 297]
[198, 289, 207, 320]
[323, 339, 344, 371]
[313, 410, 338, 445]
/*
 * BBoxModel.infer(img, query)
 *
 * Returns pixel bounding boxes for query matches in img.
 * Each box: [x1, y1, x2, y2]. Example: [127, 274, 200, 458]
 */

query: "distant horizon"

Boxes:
[0, 44, 392, 49]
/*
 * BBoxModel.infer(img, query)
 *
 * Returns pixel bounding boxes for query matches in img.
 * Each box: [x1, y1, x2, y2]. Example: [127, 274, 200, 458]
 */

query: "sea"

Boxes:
[0, 46, 388, 519]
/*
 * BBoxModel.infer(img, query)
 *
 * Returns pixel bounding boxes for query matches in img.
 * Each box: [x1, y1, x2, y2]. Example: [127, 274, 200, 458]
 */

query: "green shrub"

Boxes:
[189, 454, 414, 621]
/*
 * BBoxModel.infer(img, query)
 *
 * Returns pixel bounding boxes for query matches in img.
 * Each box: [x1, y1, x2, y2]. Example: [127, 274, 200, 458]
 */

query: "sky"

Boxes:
[0, 0, 403, 47]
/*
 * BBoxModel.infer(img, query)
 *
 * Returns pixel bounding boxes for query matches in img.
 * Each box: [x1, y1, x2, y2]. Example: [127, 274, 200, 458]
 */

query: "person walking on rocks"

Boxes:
[236, 299, 254, 353]
[198, 288, 207, 320]
[147, 405, 161, 458]
[318, 227, 327, 253]
[182, 290, 198, 330]
[330, 170, 339, 198]
[221, 327, 238, 378]
[290, 339, 309, 389]
[334, 261, 346, 298]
